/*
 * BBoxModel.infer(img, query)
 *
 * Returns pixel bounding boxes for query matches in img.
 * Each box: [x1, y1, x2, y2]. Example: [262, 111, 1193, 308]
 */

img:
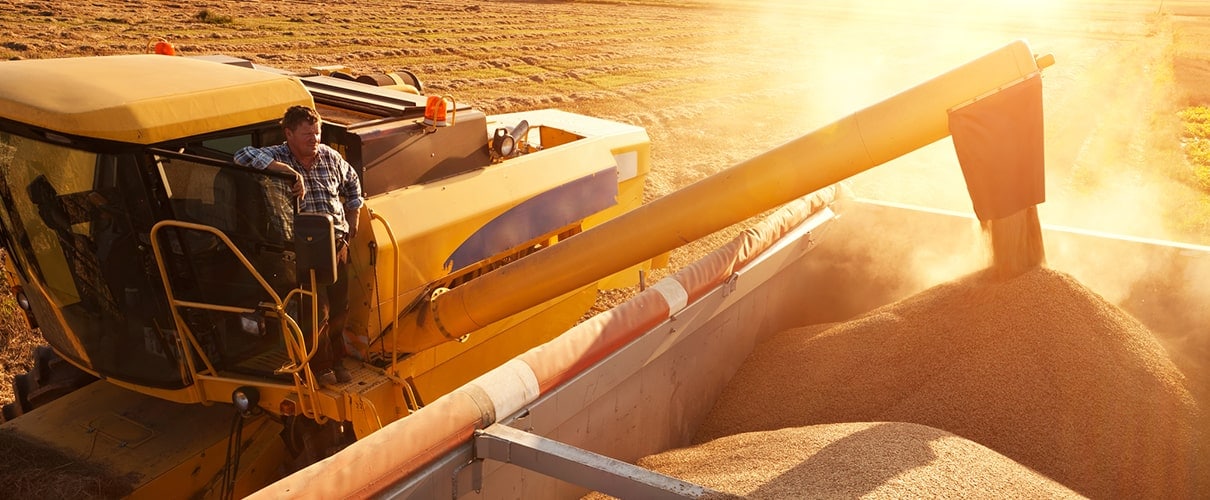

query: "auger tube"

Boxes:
[399, 39, 1053, 353]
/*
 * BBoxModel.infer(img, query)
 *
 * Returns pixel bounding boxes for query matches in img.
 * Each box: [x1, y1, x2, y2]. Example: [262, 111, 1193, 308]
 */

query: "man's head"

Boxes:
[281, 105, 322, 163]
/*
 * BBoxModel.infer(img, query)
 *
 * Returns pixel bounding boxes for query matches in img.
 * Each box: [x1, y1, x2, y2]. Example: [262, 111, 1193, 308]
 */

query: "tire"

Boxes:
[4, 348, 97, 421]
[1, 402, 20, 422]
[12, 373, 32, 413]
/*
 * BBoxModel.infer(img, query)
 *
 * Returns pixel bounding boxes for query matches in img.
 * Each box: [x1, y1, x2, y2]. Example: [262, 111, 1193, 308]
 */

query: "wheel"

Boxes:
[12, 373, 32, 413]
[0, 402, 20, 422]
[32, 346, 55, 384]
[2, 348, 97, 421]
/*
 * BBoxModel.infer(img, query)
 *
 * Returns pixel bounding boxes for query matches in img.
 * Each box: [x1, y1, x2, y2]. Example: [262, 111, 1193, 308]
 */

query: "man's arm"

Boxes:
[234, 146, 305, 198]
[334, 151, 365, 238]
[347, 204, 366, 240]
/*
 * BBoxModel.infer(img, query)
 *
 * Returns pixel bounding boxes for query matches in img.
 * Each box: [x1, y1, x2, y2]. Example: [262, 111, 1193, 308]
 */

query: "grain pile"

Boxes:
[687, 267, 1201, 499]
[632, 422, 1082, 499]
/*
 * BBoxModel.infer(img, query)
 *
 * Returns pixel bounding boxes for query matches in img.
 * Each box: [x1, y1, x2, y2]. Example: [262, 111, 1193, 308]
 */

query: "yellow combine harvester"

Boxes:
[0, 53, 657, 497]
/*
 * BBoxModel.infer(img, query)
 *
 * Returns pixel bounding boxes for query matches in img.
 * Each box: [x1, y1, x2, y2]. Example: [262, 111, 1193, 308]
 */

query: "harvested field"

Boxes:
[692, 267, 1201, 499]
[0, 265, 34, 409]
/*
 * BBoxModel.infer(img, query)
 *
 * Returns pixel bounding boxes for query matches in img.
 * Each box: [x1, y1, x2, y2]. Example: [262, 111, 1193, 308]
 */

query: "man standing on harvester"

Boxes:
[235, 105, 365, 386]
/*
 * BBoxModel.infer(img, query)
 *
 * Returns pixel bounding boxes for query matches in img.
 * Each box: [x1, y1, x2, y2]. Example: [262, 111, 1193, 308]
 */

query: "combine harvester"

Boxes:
[251, 40, 1209, 498]
[1, 37, 1205, 498]
[0, 47, 660, 497]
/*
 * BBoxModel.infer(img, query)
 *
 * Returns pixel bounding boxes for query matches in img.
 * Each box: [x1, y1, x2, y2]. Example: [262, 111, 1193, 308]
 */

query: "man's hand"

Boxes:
[265, 160, 305, 199]
[290, 172, 306, 199]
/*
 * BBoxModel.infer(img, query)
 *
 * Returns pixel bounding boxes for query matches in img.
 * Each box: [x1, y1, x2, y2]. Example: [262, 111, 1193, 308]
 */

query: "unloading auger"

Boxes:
[396, 39, 1054, 354]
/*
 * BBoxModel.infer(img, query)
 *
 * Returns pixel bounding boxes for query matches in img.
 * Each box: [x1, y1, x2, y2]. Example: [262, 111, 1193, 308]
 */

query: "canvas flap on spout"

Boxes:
[949, 73, 1046, 221]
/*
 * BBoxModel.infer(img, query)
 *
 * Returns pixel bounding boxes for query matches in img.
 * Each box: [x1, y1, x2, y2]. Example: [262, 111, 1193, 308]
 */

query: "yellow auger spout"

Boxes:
[399, 39, 1054, 353]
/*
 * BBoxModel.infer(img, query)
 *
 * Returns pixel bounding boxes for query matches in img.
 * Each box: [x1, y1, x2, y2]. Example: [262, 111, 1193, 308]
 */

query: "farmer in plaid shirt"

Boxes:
[235, 105, 364, 386]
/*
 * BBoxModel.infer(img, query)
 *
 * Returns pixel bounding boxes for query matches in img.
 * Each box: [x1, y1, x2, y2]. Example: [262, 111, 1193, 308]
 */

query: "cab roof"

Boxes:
[0, 54, 313, 144]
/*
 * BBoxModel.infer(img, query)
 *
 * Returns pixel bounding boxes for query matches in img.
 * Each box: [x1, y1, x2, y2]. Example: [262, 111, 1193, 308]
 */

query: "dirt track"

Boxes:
[2, 0, 1209, 464]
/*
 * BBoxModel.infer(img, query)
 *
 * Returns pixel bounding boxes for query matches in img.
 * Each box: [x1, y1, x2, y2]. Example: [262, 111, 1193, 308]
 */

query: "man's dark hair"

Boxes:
[281, 105, 321, 131]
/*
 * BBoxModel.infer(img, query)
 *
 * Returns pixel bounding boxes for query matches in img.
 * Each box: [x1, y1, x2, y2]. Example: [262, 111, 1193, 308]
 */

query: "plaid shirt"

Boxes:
[234, 144, 363, 236]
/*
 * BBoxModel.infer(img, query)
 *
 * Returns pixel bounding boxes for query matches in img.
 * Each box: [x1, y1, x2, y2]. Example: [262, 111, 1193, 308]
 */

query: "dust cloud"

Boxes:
[728, 0, 1207, 291]
[718, 4, 1210, 492]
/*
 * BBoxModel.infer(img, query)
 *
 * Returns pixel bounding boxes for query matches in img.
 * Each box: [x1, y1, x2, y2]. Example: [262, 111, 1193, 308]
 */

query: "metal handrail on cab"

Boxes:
[148, 220, 327, 420]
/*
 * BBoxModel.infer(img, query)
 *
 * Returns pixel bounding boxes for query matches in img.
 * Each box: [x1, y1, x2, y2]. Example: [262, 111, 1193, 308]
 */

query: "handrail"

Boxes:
[368, 210, 405, 375]
[148, 220, 325, 416]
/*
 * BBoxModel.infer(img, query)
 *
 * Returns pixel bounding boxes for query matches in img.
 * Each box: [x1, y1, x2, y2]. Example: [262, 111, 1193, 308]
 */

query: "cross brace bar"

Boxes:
[473, 423, 730, 499]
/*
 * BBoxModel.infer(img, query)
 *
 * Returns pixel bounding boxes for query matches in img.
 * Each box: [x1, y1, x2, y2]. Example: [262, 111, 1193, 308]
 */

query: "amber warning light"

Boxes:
[423, 95, 456, 129]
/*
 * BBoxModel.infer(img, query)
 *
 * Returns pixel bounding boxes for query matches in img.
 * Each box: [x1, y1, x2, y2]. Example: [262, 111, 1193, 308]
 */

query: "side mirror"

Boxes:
[294, 213, 337, 286]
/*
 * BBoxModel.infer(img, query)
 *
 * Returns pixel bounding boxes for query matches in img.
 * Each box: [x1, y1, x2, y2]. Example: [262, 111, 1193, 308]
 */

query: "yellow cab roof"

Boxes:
[0, 54, 313, 144]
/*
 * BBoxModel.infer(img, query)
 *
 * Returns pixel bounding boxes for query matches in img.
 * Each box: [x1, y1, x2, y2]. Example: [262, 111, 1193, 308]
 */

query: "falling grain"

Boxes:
[983, 205, 1046, 279]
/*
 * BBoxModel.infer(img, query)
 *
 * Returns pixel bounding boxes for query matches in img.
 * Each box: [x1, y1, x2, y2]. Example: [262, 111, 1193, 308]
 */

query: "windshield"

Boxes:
[0, 132, 183, 387]
[0, 126, 314, 389]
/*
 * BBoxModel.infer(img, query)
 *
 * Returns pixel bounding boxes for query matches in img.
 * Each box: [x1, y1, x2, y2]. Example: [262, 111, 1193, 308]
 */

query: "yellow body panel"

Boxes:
[0, 55, 312, 143]
[355, 109, 651, 354]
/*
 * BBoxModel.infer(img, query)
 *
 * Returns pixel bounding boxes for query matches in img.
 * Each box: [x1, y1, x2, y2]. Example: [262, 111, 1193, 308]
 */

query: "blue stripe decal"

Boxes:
[445, 167, 618, 271]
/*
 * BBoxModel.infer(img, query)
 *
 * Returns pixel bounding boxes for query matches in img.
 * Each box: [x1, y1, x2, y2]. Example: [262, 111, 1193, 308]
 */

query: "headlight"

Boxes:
[232, 386, 260, 413]
[492, 127, 515, 157]
[14, 288, 30, 311]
